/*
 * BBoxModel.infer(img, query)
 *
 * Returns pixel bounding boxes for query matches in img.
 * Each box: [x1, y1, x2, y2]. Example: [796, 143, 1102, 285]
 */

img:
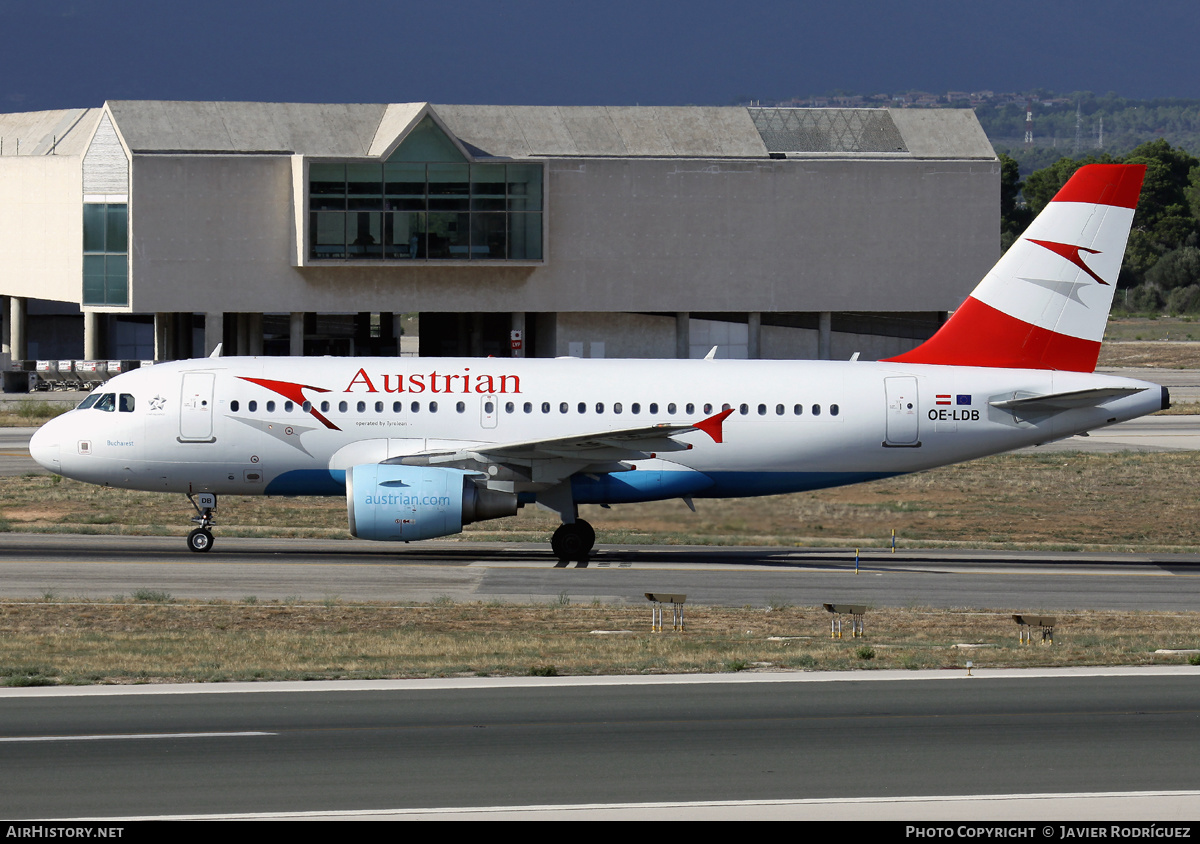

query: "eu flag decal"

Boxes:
[956, 394, 972, 406]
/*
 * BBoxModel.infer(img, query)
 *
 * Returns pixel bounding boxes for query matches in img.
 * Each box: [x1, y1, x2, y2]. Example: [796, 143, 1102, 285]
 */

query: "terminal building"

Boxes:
[0, 101, 998, 365]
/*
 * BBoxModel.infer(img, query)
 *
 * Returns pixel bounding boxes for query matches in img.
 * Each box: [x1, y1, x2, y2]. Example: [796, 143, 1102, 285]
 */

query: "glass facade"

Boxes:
[308, 117, 543, 262]
[82, 203, 128, 307]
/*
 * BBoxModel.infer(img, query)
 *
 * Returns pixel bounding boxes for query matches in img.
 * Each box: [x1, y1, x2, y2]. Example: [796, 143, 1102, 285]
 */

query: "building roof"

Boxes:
[105, 101, 386, 156]
[0, 101, 995, 161]
[0, 108, 100, 156]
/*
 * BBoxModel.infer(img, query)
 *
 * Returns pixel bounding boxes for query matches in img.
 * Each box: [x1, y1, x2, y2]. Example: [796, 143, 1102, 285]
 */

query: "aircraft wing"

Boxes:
[989, 386, 1149, 412]
[391, 409, 734, 487]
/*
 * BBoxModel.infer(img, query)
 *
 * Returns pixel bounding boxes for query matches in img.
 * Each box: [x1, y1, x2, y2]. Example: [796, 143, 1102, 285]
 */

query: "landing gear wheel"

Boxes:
[551, 519, 595, 564]
[187, 528, 214, 553]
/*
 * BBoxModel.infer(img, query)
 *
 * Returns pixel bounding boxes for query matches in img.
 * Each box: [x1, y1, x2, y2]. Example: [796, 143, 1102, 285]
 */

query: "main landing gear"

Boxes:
[186, 492, 217, 553]
[551, 519, 595, 566]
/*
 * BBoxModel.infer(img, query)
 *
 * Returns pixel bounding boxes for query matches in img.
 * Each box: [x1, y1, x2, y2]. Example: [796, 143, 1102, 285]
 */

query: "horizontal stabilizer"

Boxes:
[990, 386, 1148, 412]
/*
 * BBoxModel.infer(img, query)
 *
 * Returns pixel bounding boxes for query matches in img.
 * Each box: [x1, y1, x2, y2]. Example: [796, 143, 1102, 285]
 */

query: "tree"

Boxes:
[999, 153, 1032, 251]
[1120, 140, 1200, 284]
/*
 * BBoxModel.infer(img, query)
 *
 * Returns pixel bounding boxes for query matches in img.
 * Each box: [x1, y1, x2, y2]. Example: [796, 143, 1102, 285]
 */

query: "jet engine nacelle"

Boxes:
[346, 464, 518, 542]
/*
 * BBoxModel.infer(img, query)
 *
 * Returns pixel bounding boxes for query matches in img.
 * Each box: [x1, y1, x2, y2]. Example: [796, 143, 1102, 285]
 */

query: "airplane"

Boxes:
[29, 163, 1166, 562]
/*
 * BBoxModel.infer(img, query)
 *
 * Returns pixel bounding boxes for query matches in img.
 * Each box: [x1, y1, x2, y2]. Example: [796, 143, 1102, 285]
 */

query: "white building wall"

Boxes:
[0, 155, 82, 302]
[556, 312, 675, 358]
[124, 153, 997, 317]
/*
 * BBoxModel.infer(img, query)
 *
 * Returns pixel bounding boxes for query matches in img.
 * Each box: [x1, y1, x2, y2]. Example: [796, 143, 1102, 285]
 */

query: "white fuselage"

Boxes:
[29, 355, 1165, 504]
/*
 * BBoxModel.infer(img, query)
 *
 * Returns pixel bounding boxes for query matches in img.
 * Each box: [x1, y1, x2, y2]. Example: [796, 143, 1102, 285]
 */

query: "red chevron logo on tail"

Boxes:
[1028, 239, 1109, 285]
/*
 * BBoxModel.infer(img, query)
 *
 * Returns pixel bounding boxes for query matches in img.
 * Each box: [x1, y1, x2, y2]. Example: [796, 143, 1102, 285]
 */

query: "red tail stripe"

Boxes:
[883, 297, 1101, 372]
[1051, 163, 1145, 209]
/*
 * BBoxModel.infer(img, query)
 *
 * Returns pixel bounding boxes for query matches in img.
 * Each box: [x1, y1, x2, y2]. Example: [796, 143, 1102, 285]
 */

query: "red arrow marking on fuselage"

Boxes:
[238, 377, 340, 431]
[1028, 239, 1109, 286]
[694, 408, 735, 444]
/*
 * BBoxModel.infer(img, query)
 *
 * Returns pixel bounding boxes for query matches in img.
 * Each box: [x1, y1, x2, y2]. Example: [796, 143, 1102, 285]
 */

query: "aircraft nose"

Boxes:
[29, 420, 61, 473]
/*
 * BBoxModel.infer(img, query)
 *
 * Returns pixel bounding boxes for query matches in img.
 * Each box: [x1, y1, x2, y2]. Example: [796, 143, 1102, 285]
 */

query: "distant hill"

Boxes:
[971, 92, 1200, 175]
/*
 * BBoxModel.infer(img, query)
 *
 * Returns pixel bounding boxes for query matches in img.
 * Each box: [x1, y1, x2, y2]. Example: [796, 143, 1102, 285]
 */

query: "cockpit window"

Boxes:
[94, 394, 116, 412]
[78, 394, 100, 410]
[119, 394, 135, 413]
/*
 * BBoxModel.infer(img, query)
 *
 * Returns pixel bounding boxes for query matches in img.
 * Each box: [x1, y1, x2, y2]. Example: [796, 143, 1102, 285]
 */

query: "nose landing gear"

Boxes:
[186, 492, 217, 553]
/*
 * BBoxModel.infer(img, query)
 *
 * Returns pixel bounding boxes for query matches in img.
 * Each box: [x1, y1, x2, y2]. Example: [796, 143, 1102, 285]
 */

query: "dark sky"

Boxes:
[2, 0, 1198, 111]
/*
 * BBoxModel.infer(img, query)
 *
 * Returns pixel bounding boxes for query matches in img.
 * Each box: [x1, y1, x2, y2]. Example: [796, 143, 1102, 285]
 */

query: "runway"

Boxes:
[3, 533, 1200, 610]
[1, 670, 1198, 820]
[5, 399, 1200, 820]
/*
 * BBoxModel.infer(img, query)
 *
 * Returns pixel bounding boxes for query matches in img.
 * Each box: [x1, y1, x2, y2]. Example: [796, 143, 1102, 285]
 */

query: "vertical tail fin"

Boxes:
[885, 163, 1146, 372]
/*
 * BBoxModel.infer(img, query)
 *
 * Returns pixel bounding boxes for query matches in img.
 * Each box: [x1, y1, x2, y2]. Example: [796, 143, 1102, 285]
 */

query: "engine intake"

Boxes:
[347, 464, 518, 541]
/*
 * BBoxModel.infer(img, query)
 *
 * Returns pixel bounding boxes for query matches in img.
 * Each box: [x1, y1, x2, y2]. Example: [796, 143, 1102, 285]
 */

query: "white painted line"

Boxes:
[0, 731, 274, 742]
[71, 790, 1200, 822]
[0, 664, 1197, 698]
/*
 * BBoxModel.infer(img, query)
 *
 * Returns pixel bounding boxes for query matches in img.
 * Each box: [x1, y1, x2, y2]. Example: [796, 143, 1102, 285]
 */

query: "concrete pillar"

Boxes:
[204, 312, 224, 357]
[233, 313, 247, 356]
[9, 297, 26, 361]
[154, 312, 172, 362]
[176, 313, 194, 360]
[675, 312, 690, 359]
[469, 313, 483, 357]
[818, 311, 832, 361]
[83, 311, 102, 360]
[1, 295, 10, 361]
[391, 313, 405, 356]
[248, 312, 264, 356]
[290, 312, 305, 356]
[534, 312, 557, 359]
[510, 312, 525, 358]
[747, 312, 761, 359]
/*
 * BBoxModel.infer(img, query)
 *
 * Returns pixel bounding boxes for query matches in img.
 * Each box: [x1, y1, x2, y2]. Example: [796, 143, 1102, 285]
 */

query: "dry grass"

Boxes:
[1098, 343, 1200, 369]
[0, 599, 1195, 686]
[4, 450, 1200, 550]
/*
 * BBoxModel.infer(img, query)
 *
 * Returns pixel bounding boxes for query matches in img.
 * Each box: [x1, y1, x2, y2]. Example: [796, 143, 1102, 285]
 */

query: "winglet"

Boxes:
[693, 408, 734, 443]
